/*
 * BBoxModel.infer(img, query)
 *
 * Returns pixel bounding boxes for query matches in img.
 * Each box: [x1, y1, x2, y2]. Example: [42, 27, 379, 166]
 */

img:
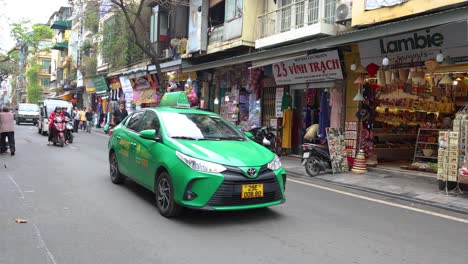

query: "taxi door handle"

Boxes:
[131, 143, 137, 147]
[116, 136, 121, 139]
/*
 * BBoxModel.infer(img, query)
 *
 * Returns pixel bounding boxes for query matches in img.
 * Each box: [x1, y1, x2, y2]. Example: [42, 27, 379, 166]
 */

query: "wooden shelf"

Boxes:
[414, 155, 438, 159]
[416, 142, 438, 145]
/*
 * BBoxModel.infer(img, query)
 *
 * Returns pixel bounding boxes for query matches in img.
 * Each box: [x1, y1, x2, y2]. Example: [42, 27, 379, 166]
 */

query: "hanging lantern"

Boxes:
[350, 63, 357, 71]
[436, 50, 444, 62]
[366, 63, 379, 77]
[382, 55, 390, 66]
[377, 70, 386, 86]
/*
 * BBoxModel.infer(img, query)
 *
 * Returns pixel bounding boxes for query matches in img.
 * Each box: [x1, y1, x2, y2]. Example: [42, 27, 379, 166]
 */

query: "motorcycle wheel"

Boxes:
[305, 157, 321, 177]
[68, 133, 74, 144]
[59, 137, 64, 147]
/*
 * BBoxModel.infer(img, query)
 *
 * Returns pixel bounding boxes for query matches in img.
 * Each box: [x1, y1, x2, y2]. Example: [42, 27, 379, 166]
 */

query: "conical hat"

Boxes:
[354, 76, 365, 84]
[439, 74, 453, 85]
[425, 59, 439, 73]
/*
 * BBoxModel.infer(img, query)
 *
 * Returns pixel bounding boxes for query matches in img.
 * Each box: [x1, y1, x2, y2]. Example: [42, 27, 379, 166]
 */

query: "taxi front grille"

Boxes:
[207, 176, 282, 207]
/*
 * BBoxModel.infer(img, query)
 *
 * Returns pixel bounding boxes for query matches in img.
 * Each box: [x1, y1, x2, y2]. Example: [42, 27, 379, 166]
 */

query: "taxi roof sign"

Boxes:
[159, 92, 191, 108]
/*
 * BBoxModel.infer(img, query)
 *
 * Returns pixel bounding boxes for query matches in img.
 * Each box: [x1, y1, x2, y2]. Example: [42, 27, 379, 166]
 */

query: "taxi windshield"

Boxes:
[160, 112, 245, 140]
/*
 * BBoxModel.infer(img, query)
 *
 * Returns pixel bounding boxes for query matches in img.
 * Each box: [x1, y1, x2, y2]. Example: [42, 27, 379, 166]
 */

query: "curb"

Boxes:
[286, 170, 468, 216]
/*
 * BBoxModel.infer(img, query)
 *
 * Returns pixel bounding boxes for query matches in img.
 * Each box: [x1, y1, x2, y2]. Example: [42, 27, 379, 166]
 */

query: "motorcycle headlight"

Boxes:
[176, 151, 227, 173]
[267, 155, 282, 171]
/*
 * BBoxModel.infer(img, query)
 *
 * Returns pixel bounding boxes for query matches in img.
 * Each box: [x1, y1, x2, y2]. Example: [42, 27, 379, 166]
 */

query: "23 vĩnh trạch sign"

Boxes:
[272, 50, 344, 85]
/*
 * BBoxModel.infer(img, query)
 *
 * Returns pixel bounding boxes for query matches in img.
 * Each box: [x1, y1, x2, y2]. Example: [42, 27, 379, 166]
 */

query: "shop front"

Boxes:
[271, 50, 346, 155]
[348, 21, 468, 176]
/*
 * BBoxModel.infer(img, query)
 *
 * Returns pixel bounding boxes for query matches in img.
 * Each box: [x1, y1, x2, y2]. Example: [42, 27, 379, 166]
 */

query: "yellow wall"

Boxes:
[241, 0, 264, 44]
[352, 0, 467, 26]
[344, 44, 362, 122]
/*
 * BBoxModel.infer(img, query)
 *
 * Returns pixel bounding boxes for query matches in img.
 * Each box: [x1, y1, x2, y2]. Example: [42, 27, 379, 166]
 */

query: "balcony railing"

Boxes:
[257, 0, 336, 40]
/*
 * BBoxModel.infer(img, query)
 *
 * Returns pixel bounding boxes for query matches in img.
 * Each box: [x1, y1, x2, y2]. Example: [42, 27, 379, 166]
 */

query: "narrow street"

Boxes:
[1, 125, 467, 264]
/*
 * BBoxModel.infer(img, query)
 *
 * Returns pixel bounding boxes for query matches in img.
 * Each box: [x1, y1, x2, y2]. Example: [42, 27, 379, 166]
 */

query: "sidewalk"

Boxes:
[281, 156, 468, 213]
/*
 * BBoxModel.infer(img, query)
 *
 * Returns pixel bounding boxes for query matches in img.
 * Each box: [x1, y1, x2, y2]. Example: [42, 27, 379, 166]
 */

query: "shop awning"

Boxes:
[182, 6, 468, 72]
[51, 42, 69, 51]
[50, 20, 72, 30]
[249, 52, 307, 69]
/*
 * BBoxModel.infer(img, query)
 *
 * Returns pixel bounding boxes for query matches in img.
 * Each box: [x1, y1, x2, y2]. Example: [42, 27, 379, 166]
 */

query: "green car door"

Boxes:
[121, 111, 145, 180]
[129, 110, 162, 190]
[112, 124, 133, 176]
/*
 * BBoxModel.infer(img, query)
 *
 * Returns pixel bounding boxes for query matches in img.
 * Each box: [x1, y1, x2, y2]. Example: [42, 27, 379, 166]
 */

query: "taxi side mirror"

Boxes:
[140, 129, 160, 141]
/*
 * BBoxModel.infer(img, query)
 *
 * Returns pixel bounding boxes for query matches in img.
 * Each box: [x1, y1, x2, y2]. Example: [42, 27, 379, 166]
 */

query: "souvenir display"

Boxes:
[345, 121, 358, 160]
[437, 131, 458, 183]
[352, 149, 368, 173]
[326, 128, 349, 174]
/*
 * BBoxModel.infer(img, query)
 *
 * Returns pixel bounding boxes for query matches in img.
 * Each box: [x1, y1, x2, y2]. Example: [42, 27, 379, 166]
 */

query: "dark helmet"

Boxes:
[55, 106, 62, 112]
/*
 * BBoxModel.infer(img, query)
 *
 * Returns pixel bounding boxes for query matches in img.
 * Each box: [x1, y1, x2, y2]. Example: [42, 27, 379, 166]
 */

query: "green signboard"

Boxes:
[159, 92, 190, 108]
[92, 75, 108, 94]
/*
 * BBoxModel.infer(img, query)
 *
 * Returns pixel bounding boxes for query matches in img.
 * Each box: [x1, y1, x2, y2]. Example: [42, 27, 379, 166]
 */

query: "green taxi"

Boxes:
[108, 92, 286, 217]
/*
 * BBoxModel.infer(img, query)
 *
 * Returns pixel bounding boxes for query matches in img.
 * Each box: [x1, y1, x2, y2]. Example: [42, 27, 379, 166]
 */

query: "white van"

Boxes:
[15, 103, 40, 125]
[37, 99, 73, 135]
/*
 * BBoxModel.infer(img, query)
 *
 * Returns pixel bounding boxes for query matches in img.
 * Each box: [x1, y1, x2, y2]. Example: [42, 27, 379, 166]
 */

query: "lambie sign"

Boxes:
[360, 22, 468, 68]
[272, 50, 343, 85]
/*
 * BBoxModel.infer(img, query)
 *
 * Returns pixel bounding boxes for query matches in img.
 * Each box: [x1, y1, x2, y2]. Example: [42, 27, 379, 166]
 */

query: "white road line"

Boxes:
[33, 223, 58, 264]
[288, 178, 468, 224]
[6, 173, 25, 199]
[6, 172, 58, 263]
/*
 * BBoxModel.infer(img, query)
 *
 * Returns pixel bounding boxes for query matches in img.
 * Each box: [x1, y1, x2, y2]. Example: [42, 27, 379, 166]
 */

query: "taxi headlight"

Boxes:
[176, 151, 227, 173]
[267, 155, 282, 171]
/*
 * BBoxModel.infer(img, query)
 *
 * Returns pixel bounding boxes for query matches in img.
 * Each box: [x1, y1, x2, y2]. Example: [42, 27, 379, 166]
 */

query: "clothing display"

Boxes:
[329, 88, 343, 129]
[318, 91, 330, 141]
[281, 93, 292, 111]
[282, 109, 293, 149]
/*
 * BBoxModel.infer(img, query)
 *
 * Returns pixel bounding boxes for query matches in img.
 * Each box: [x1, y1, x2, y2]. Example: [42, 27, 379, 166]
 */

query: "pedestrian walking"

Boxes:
[80, 107, 87, 131]
[73, 107, 80, 132]
[0, 106, 16, 156]
[93, 111, 99, 128]
[85, 108, 93, 133]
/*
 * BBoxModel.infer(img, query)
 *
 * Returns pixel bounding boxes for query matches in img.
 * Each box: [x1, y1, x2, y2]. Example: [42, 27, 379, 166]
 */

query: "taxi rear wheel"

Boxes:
[110, 151, 125, 184]
[155, 171, 182, 218]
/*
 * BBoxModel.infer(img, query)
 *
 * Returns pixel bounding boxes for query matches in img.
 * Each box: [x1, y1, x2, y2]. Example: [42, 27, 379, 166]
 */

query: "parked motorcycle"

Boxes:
[65, 118, 74, 144]
[51, 116, 66, 147]
[249, 126, 276, 152]
[301, 143, 332, 176]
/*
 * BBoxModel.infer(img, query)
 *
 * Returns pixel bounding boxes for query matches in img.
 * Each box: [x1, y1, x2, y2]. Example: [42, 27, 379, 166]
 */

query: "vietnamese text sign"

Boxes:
[85, 77, 95, 93]
[272, 50, 343, 85]
[92, 75, 108, 94]
[359, 21, 468, 68]
[119, 76, 133, 94]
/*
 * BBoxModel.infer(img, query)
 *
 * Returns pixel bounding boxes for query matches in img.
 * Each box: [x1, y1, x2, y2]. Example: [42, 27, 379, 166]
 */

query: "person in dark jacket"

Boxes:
[0, 106, 16, 155]
[85, 108, 93, 133]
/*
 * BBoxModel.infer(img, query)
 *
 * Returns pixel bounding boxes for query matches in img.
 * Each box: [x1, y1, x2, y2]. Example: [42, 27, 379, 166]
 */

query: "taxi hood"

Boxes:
[171, 139, 275, 167]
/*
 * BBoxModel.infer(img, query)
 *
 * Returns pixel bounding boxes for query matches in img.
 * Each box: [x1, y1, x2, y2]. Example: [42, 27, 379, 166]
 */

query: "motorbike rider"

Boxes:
[62, 107, 71, 119]
[48, 106, 65, 145]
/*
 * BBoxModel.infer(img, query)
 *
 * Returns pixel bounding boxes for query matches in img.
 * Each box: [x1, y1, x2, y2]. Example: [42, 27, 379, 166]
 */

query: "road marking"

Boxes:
[5, 171, 58, 264]
[6, 172, 25, 199]
[33, 223, 58, 264]
[288, 178, 468, 224]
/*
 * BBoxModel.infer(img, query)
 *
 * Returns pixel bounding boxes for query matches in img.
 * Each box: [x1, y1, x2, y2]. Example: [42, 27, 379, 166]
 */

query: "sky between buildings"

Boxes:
[0, 0, 70, 51]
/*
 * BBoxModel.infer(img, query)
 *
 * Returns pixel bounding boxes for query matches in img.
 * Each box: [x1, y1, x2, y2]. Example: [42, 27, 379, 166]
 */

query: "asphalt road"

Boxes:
[2, 125, 468, 264]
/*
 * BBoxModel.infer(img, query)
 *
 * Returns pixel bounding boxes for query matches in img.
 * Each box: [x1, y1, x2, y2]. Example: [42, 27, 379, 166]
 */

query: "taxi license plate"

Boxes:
[303, 152, 310, 159]
[241, 184, 264, 199]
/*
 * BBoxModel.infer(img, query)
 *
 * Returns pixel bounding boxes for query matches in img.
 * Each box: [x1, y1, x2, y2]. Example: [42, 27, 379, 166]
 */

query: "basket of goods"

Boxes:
[458, 167, 468, 184]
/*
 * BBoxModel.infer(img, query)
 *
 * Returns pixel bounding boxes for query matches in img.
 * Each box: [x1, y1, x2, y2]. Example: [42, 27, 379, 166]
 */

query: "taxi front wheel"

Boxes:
[155, 171, 182, 217]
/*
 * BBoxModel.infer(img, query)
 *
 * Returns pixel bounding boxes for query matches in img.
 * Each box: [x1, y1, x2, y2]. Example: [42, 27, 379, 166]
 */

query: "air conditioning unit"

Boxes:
[335, 0, 352, 25]
[162, 49, 172, 59]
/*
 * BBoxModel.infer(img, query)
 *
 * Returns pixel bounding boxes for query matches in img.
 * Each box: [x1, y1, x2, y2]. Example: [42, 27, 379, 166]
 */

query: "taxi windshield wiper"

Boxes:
[171, 136, 199, 140]
[203, 136, 244, 141]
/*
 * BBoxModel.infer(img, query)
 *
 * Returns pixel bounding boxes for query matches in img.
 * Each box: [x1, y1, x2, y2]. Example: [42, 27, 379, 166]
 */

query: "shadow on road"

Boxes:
[121, 177, 286, 226]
